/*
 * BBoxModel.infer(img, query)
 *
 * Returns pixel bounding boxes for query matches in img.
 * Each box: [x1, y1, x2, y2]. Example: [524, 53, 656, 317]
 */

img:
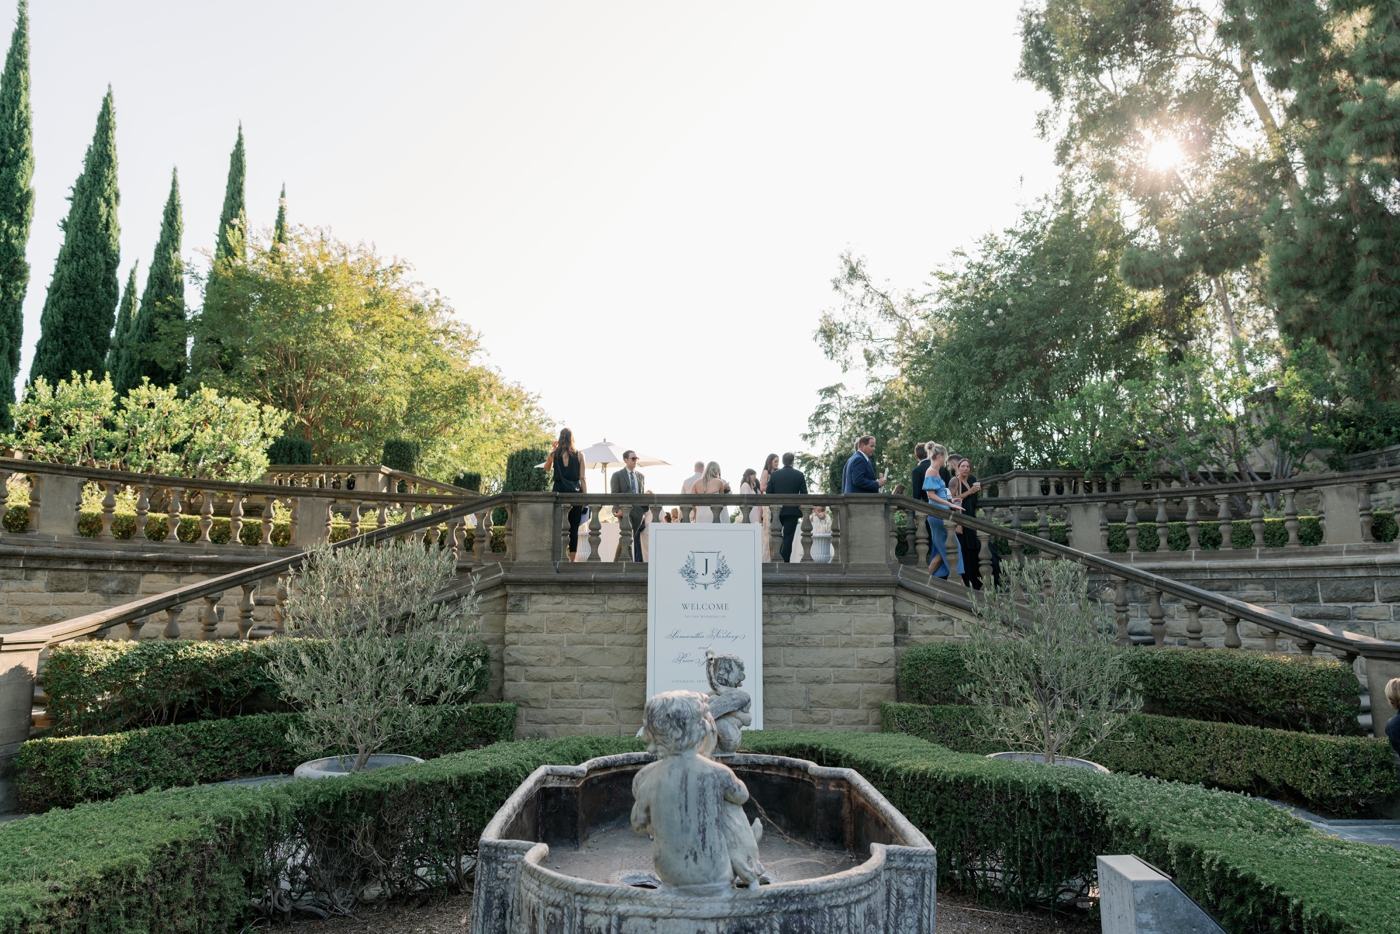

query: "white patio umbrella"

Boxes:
[536, 439, 669, 490]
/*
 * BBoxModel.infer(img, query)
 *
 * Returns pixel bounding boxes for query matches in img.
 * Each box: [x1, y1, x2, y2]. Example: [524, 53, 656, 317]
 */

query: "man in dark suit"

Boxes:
[764, 452, 808, 563]
[842, 435, 885, 494]
[910, 443, 930, 502]
[609, 450, 646, 561]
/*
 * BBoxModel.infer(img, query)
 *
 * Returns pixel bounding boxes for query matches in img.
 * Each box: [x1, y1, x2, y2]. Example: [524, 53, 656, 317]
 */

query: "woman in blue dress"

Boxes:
[922, 444, 965, 579]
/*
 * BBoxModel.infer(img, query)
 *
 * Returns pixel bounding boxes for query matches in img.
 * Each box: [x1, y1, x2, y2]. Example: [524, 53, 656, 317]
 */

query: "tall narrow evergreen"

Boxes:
[191, 125, 245, 381]
[105, 262, 137, 377]
[0, 2, 33, 426]
[116, 169, 184, 392]
[29, 89, 120, 387]
[214, 124, 245, 263]
[273, 183, 287, 246]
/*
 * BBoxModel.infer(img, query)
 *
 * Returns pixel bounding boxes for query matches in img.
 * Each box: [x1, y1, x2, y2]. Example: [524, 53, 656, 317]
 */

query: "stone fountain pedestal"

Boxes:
[470, 751, 937, 934]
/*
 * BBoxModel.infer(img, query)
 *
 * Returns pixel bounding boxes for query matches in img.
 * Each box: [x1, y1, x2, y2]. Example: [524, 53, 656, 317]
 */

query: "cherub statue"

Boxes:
[705, 648, 752, 755]
[631, 691, 766, 891]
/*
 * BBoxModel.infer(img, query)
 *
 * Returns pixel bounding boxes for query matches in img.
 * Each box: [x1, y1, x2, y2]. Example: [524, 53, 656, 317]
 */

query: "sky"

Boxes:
[22, 1, 1058, 493]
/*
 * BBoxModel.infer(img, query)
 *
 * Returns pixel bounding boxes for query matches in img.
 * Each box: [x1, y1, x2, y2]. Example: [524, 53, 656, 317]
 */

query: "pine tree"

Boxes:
[116, 168, 184, 392]
[214, 124, 245, 263]
[273, 182, 287, 246]
[0, 1, 33, 427]
[105, 262, 137, 377]
[29, 89, 120, 386]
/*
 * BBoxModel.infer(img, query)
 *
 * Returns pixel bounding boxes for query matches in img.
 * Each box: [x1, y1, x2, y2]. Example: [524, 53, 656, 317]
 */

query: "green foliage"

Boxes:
[213, 124, 245, 265]
[882, 703, 1397, 818]
[42, 638, 491, 737]
[741, 730, 1400, 931]
[0, 2, 32, 430]
[452, 471, 482, 492]
[268, 541, 486, 770]
[29, 90, 120, 387]
[189, 225, 551, 484]
[15, 703, 517, 812]
[272, 182, 287, 245]
[380, 437, 419, 473]
[503, 446, 550, 492]
[5, 372, 288, 481]
[266, 434, 312, 464]
[104, 264, 137, 379]
[899, 642, 1362, 735]
[113, 168, 184, 392]
[0, 734, 641, 932]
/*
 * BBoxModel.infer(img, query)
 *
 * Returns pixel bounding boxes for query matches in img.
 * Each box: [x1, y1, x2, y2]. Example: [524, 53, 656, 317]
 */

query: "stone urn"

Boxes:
[985, 751, 1110, 774]
[293, 753, 425, 779]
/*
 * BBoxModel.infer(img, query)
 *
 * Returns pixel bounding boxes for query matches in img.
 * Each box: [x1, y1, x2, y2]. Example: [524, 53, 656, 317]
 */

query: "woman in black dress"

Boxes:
[544, 428, 588, 561]
[949, 456, 987, 589]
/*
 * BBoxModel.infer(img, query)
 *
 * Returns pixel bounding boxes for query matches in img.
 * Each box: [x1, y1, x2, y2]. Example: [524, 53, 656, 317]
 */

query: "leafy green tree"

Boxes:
[29, 89, 120, 387]
[189, 225, 551, 483]
[0, 1, 32, 428]
[115, 168, 185, 392]
[105, 263, 137, 378]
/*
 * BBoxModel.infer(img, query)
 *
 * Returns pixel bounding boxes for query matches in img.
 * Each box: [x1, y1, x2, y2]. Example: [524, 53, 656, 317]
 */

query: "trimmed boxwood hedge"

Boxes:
[881, 702, 1399, 817]
[2, 731, 1397, 933]
[739, 731, 1400, 933]
[43, 638, 492, 737]
[983, 511, 1400, 553]
[898, 642, 1363, 734]
[15, 703, 518, 812]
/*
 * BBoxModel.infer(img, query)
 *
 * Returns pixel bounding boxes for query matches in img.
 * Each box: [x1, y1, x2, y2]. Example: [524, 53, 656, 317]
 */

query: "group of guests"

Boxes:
[679, 453, 815, 563]
[910, 441, 995, 589]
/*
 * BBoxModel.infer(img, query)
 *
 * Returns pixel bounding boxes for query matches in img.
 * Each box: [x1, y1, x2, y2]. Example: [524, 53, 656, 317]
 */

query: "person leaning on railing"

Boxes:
[544, 427, 588, 561]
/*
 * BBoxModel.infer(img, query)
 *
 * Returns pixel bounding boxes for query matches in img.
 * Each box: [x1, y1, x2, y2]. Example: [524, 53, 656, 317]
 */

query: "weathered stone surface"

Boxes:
[1320, 579, 1376, 603]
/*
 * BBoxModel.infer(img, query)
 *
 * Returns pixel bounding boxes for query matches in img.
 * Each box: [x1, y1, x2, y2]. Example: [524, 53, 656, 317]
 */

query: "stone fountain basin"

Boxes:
[470, 751, 937, 934]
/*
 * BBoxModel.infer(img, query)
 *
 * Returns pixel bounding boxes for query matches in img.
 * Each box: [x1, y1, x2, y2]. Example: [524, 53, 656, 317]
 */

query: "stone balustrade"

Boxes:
[263, 464, 466, 496]
[975, 465, 1400, 556]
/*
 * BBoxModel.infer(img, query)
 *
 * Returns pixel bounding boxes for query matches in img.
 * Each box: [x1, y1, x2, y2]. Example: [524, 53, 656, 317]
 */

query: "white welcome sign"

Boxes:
[646, 522, 762, 729]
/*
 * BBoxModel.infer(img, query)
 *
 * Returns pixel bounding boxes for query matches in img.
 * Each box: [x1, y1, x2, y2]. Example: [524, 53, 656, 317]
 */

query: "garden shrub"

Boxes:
[0, 734, 639, 934]
[43, 639, 491, 737]
[381, 438, 420, 473]
[15, 703, 518, 812]
[738, 731, 1400, 933]
[881, 702, 1398, 817]
[453, 471, 482, 492]
[898, 642, 1363, 734]
[267, 436, 313, 465]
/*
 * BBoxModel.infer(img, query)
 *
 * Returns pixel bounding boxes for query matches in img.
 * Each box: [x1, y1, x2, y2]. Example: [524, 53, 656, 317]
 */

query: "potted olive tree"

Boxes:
[269, 539, 485, 777]
[962, 559, 1139, 772]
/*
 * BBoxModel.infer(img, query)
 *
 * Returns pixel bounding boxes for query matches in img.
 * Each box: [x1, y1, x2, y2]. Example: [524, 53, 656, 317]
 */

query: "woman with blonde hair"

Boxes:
[921, 444, 964, 580]
[690, 461, 729, 523]
[544, 427, 588, 560]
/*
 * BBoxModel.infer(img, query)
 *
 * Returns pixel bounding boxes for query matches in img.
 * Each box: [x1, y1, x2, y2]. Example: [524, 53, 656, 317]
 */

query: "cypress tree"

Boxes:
[116, 168, 184, 392]
[214, 124, 245, 263]
[0, 1, 33, 427]
[190, 125, 245, 381]
[105, 262, 137, 377]
[273, 182, 287, 246]
[29, 89, 120, 386]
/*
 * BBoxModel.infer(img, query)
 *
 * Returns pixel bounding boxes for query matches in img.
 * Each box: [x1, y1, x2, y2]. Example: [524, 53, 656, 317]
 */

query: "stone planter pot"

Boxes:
[985, 752, 1110, 774]
[293, 753, 425, 779]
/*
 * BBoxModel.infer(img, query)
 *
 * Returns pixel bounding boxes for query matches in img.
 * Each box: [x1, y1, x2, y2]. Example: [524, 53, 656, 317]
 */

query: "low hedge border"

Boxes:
[42, 638, 492, 737]
[2, 731, 1397, 933]
[738, 731, 1400, 934]
[898, 642, 1363, 735]
[15, 702, 518, 812]
[880, 701, 1399, 817]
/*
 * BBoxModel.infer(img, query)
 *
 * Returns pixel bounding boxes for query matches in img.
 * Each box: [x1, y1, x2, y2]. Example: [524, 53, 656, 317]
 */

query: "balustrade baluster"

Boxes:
[198, 490, 214, 544]
[799, 506, 814, 563]
[22, 472, 39, 531]
[447, 516, 464, 562]
[135, 484, 152, 541]
[1249, 492, 1265, 547]
[168, 487, 183, 541]
[0, 469, 9, 533]
[830, 505, 842, 564]
[1360, 482, 1375, 543]
[769, 505, 783, 562]
[914, 508, 930, 567]
[1148, 588, 1166, 646]
[1113, 579, 1129, 646]
[1222, 613, 1241, 649]
[1098, 508, 1109, 554]
[1185, 602, 1203, 648]
[503, 505, 515, 561]
[1296, 638, 1315, 656]
[1124, 501, 1139, 552]
[586, 505, 602, 561]
[238, 584, 256, 638]
[561, 507, 572, 559]
[979, 529, 993, 586]
[126, 615, 147, 640]
[1215, 494, 1233, 551]
[619, 507, 635, 563]
[229, 493, 245, 545]
[100, 480, 117, 539]
[1261, 626, 1278, 653]
[1036, 507, 1050, 539]
[201, 592, 224, 639]
[376, 501, 388, 530]
[739, 504, 753, 524]
[1184, 496, 1200, 550]
[1283, 489, 1300, 547]
[260, 497, 275, 546]
[347, 500, 362, 537]
[474, 511, 490, 564]
[1154, 498, 1169, 551]
[680, 498, 690, 523]
[709, 503, 724, 523]
[164, 604, 184, 639]
[274, 574, 288, 635]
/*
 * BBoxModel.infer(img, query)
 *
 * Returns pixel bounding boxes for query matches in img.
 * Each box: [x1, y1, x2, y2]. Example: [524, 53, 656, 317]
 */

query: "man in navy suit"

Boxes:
[842, 435, 886, 494]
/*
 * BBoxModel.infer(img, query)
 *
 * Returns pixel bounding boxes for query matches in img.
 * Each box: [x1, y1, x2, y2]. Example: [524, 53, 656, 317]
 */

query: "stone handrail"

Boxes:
[263, 464, 468, 496]
[969, 464, 1400, 555]
[0, 457, 475, 550]
[891, 494, 1400, 662]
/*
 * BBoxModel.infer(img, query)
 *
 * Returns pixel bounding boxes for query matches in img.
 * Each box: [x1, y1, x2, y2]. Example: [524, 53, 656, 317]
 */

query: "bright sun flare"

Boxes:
[1147, 136, 1184, 172]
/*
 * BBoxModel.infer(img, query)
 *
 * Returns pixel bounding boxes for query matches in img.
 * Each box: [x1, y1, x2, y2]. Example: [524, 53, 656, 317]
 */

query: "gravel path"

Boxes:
[264, 889, 1096, 934]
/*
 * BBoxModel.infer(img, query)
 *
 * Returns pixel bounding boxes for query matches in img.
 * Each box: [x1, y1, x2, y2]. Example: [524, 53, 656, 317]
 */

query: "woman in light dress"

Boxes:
[756, 454, 778, 559]
[689, 461, 729, 523]
[922, 444, 964, 580]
